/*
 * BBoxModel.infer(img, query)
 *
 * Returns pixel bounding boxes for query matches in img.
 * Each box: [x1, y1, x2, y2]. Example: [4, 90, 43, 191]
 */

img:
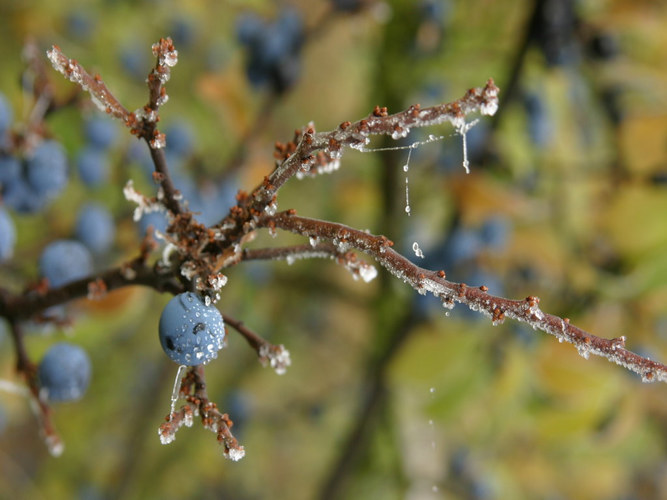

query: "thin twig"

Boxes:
[222, 313, 291, 375]
[158, 366, 245, 460]
[263, 212, 667, 384]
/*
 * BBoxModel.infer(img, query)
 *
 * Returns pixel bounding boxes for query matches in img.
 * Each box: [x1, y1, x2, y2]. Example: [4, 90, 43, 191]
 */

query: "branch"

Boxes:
[222, 314, 291, 375]
[47, 40, 183, 216]
[7, 321, 63, 456]
[242, 242, 378, 282]
[0, 256, 184, 322]
[158, 366, 245, 461]
[220, 79, 500, 242]
[262, 211, 667, 384]
[46, 45, 133, 124]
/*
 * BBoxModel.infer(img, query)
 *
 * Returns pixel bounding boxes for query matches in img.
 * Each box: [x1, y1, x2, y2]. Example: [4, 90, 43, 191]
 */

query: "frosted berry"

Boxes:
[37, 342, 92, 402]
[158, 292, 225, 366]
[39, 239, 93, 288]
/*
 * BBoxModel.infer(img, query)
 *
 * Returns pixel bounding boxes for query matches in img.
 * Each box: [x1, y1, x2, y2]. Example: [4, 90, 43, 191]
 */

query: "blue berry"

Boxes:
[158, 292, 225, 366]
[236, 12, 264, 46]
[84, 117, 118, 150]
[25, 140, 68, 199]
[237, 8, 304, 94]
[522, 92, 553, 148]
[169, 16, 196, 49]
[75, 203, 115, 254]
[39, 240, 93, 288]
[137, 210, 169, 239]
[64, 10, 95, 41]
[0, 207, 16, 262]
[0, 93, 12, 136]
[164, 122, 195, 158]
[331, 0, 364, 12]
[0, 154, 21, 190]
[37, 342, 92, 402]
[444, 227, 482, 265]
[189, 180, 236, 226]
[118, 45, 150, 80]
[479, 216, 509, 250]
[1, 177, 48, 214]
[76, 146, 109, 187]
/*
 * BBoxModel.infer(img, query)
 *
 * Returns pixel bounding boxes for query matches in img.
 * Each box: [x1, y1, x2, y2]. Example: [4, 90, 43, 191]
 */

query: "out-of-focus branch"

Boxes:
[6, 321, 63, 456]
[262, 212, 667, 384]
[0, 256, 184, 322]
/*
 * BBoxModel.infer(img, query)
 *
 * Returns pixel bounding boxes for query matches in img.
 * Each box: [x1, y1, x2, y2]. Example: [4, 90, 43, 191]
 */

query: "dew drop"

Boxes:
[577, 346, 590, 360]
[412, 241, 425, 258]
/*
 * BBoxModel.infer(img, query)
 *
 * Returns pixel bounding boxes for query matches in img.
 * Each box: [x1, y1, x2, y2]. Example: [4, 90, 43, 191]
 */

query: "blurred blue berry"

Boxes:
[158, 292, 226, 366]
[237, 8, 304, 94]
[169, 16, 196, 49]
[479, 216, 510, 250]
[39, 240, 93, 288]
[76, 146, 109, 187]
[137, 210, 168, 239]
[118, 45, 149, 80]
[0, 93, 12, 136]
[0, 207, 16, 262]
[25, 140, 68, 199]
[522, 92, 553, 148]
[164, 122, 195, 158]
[236, 13, 264, 46]
[75, 203, 115, 254]
[0, 154, 21, 188]
[64, 10, 95, 41]
[85, 117, 118, 150]
[37, 342, 92, 402]
[444, 227, 482, 265]
[331, 0, 364, 12]
[189, 180, 236, 226]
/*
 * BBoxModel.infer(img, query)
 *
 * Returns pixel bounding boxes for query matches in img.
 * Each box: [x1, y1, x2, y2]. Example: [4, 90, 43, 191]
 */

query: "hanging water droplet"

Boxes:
[412, 241, 425, 258]
[577, 346, 590, 360]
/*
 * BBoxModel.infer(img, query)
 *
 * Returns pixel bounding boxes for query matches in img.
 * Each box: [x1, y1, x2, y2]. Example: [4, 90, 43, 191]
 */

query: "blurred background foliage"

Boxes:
[0, 0, 666, 499]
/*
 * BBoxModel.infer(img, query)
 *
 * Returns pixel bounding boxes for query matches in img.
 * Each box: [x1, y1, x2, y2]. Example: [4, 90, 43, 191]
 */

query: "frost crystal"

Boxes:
[46, 435, 64, 457]
[259, 344, 292, 375]
[480, 99, 498, 116]
[208, 274, 228, 290]
[159, 428, 176, 445]
[359, 263, 378, 283]
[123, 180, 165, 222]
[161, 243, 178, 265]
[225, 446, 246, 462]
[150, 133, 166, 149]
[162, 50, 178, 67]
